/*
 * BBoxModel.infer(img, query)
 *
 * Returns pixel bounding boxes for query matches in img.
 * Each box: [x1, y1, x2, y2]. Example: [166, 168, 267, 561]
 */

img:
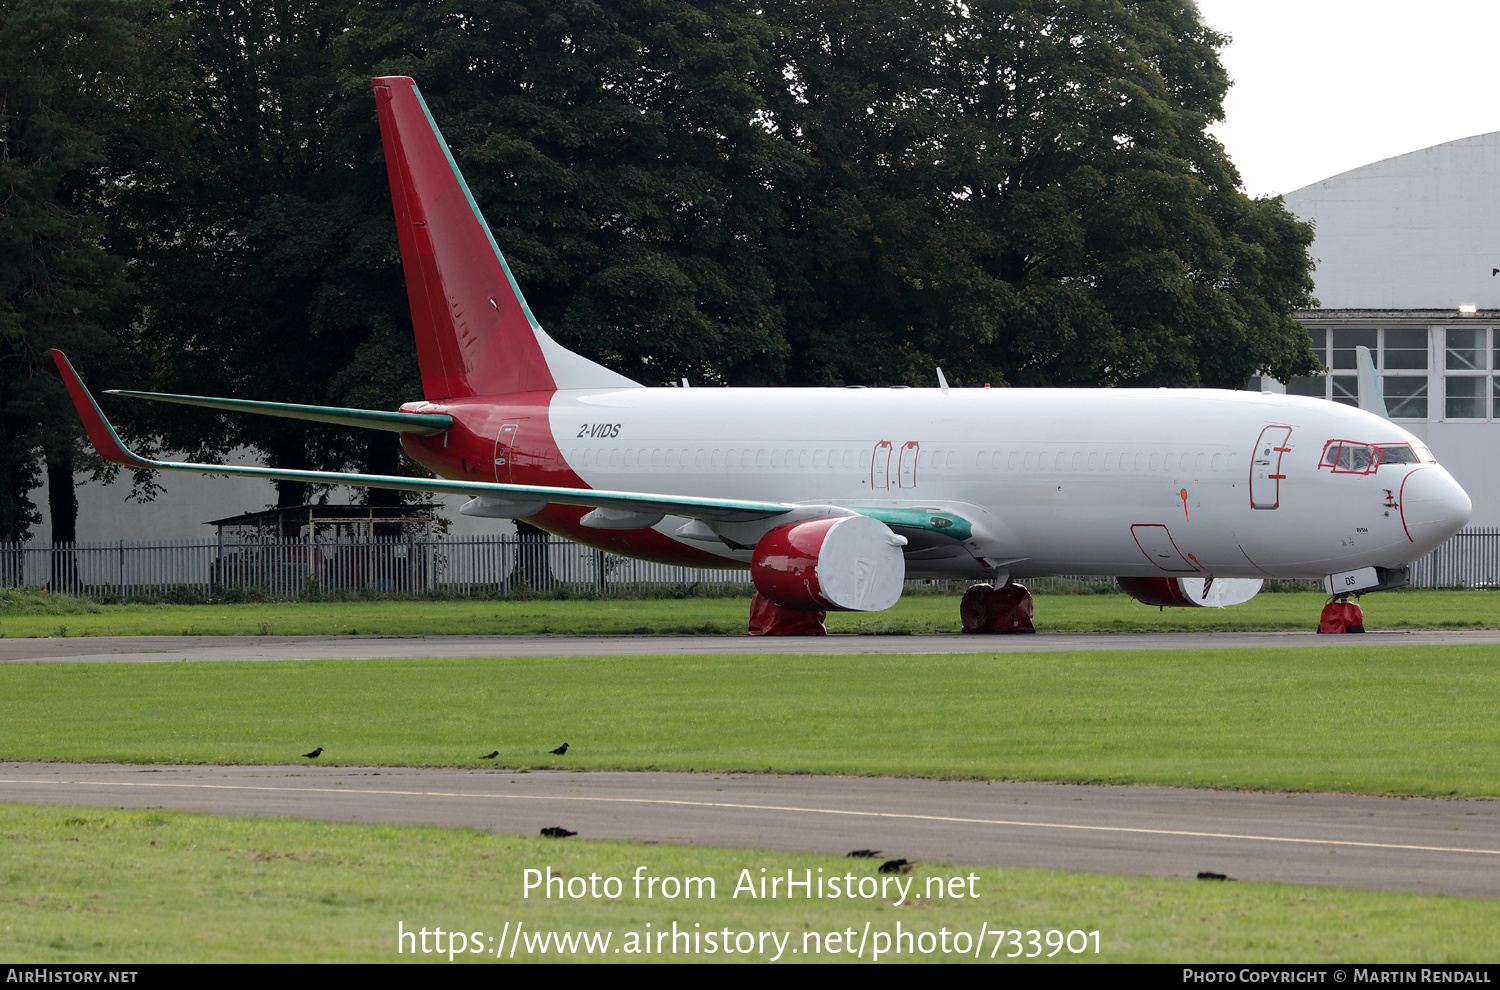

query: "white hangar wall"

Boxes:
[25, 454, 509, 545]
[1282, 132, 1500, 311]
[1281, 132, 1500, 527]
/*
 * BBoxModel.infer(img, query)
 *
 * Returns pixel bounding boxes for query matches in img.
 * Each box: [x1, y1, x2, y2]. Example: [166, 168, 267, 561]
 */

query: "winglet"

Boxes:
[1355, 344, 1389, 419]
[50, 350, 152, 468]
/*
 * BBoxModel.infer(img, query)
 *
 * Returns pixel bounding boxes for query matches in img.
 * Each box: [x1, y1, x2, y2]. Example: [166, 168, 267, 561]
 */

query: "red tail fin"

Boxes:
[372, 76, 637, 398]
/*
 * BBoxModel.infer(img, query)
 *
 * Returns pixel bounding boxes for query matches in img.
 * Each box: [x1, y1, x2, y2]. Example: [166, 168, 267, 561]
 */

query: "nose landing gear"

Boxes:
[1318, 598, 1365, 634]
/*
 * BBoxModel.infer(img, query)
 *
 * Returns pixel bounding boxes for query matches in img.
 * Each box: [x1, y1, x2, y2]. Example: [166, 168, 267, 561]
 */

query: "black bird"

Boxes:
[302, 747, 323, 759]
[878, 859, 911, 874]
[549, 743, 569, 755]
[480, 751, 499, 760]
[846, 849, 882, 858]
[1196, 872, 1233, 881]
[540, 827, 577, 838]
[1492, 268, 1499, 276]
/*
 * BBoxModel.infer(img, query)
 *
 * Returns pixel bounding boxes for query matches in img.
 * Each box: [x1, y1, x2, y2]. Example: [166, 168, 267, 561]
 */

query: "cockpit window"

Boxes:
[1320, 440, 1433, 473]
[1376, 444, 1421, 465]
[1321, 442, 1379, 473]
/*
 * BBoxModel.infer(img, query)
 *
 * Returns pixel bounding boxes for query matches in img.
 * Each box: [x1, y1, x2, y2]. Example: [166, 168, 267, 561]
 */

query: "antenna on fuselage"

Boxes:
[1355, 345, 1388, 419]
[936, 368, 950, 395]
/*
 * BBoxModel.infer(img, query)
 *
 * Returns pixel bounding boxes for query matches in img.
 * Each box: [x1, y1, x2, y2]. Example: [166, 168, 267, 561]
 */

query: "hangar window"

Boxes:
[1283, 327, 1434, 419]
[1384, 377, 1428, 419]
[1445, 328, 1489, 419]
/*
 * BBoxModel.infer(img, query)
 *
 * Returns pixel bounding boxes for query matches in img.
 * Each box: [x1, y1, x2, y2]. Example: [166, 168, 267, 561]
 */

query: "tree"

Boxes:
[107, 0, 422, 523]
[759, 0, 1319, 389]
[0, 0, 156, 547]
[341, 0, 799, 387]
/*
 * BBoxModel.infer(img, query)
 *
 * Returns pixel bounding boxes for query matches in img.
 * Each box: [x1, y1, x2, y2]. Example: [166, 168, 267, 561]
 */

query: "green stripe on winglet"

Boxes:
[108, 390, 453, 435]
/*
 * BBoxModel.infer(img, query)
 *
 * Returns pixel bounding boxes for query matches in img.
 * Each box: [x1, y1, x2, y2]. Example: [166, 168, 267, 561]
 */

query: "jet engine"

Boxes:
[1115, 576, 1263, 608]
[751, 515, 907, 611]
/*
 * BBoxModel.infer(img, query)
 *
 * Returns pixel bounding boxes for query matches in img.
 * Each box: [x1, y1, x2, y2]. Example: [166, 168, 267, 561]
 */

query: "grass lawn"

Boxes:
[0, 802, 1492, 963]
[4, 588, 1500, 638]
[2, 646, 1498, 795]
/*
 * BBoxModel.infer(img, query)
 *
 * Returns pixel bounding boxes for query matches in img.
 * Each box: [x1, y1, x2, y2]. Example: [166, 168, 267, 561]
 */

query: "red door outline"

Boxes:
[871, 441, 893, 490]
[1249, 425, 1292, 509]
[898, 441, 920, 488]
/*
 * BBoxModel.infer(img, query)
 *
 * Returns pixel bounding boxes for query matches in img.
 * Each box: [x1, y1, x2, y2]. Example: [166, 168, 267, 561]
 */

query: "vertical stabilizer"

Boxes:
[371, 76, 640, 398]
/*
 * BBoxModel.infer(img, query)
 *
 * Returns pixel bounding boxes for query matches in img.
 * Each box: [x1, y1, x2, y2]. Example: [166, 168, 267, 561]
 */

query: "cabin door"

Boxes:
[871, 441, 893, 490]
[1249, 426, 1292, 509]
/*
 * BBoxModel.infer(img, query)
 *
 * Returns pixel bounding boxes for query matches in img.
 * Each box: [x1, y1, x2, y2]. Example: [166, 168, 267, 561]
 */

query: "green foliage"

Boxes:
[0, 587, 101, 615]
[2, 0, 1321, 533]
[0, 0, 162, 539]
[760, 0, 1319, 388]
[342, 0, 799, 386]
[104, 0, 420, 507]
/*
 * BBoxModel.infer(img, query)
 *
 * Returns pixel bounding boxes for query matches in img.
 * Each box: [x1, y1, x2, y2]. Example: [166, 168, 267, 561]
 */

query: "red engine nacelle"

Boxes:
[751, 515, 907, 611]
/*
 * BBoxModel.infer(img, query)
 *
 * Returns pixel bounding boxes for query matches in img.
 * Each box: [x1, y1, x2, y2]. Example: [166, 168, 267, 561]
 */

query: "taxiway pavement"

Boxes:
[1, 763, 1496, 898]
[5, 628, 1500, 663]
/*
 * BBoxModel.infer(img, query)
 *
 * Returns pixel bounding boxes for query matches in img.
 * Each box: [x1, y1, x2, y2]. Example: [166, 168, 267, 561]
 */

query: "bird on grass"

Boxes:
[302, 747, 323, 759]
[549, 743, 569, 755]
[846, 849, 881, 858]
[480, 751, 499, 760]
[878, 859, 911, 874]
[540, 827, 576, 838]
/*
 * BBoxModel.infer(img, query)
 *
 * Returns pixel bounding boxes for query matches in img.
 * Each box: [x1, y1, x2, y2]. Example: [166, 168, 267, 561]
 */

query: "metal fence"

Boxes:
[1407, 527, 1500, 589]
[2, 530, 1498, 601]
[0, 535, 754, 600]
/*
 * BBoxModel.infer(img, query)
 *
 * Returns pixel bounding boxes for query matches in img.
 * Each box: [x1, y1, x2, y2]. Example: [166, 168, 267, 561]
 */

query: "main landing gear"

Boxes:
[1318, 598, 1365, 634]
[745, 582, 1041, 636]
[960, 582, 1036, 634]
[747, 592, 827, 636]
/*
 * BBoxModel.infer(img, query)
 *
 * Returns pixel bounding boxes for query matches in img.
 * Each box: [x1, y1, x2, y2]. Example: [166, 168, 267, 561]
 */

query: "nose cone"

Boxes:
[1400, 467, 1472, 552]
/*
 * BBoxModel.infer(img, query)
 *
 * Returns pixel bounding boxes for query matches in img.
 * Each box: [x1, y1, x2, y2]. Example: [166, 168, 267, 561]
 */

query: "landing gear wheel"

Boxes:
[960, 583, 1035, 634]
[747, 592, 827, 636]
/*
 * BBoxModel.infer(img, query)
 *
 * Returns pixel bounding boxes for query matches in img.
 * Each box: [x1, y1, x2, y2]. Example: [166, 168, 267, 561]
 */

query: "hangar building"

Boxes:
[1277, 131, 1500, 528]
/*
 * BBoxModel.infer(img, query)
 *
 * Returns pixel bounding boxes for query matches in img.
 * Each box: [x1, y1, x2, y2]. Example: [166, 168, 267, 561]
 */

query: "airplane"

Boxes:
[50, 75, 1473, 630]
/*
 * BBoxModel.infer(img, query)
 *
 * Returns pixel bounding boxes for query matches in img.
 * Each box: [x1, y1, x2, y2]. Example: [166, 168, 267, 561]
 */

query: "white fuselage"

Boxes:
[542, 385, 1471, 581]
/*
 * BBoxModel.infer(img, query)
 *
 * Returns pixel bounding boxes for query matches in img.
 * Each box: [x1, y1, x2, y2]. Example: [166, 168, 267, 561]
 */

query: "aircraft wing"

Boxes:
[52, 350, 791, 524]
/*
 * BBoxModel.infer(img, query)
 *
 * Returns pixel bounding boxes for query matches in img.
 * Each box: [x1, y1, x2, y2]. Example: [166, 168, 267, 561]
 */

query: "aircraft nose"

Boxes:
[1399, 467, 1472, 550]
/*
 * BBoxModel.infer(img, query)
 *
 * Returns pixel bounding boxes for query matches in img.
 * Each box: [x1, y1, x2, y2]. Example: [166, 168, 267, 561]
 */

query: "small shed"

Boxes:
[206, 504, 437, 544]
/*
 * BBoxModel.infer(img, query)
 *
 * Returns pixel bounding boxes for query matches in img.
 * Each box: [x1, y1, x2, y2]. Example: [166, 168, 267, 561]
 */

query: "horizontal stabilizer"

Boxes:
[108, 389, 454, 435]
[53, 349, 787, 524]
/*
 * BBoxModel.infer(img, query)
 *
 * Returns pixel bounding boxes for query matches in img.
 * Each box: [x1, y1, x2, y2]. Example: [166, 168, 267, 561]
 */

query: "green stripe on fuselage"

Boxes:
[854, 506, 973, 542]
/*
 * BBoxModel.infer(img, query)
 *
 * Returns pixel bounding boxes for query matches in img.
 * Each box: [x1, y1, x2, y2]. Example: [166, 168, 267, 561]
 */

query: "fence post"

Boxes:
[595, 548, 606, 596]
